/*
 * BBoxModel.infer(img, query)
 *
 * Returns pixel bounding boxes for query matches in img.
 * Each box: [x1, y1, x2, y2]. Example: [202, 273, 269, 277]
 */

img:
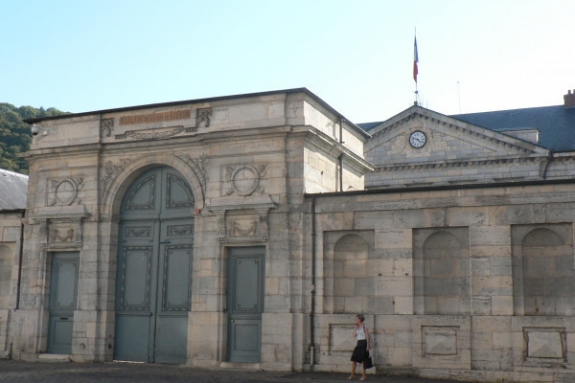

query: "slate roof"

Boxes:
[451, 105, 575, 152]
[356, 121, 381, 131]
[359, 105, 575, 152]
[0, 169, 28, 210]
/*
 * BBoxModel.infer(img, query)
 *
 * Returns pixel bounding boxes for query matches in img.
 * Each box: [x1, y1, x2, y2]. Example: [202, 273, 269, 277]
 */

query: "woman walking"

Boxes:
[349, 314, 370, 381]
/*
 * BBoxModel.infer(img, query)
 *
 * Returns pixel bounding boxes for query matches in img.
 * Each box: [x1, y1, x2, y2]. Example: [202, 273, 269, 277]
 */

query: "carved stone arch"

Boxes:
[522, 227, 565, 247]
[333, 234, 369, 264]
[422, 230, 462, 250]
[102, 153, 204, 221]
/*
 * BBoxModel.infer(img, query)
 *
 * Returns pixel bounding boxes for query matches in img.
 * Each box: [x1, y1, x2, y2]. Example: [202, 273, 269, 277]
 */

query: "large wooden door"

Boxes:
[47, 252, 79, 354]
[227, 247, 265, 363]
[114, 167, 194, 364]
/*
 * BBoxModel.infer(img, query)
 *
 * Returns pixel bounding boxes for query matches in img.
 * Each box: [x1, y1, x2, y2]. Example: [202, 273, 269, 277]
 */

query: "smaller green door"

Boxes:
[47, 252, 79, 354]
[227, 247, 265, 363]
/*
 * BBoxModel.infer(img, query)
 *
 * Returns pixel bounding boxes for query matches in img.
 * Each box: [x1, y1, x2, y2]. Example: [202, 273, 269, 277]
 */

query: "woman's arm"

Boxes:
[365, 326, 370, 351]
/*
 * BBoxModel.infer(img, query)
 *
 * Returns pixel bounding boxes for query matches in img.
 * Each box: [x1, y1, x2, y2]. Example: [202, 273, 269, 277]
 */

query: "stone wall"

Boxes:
[311, 183, 575, 382]
[11, 88, 575, 382]
[0, 211, 24, 358]
[13, 89, 370, 371]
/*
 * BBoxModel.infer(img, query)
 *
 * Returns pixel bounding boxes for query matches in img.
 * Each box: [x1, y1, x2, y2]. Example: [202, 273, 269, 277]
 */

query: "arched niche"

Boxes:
[0, 243, 15, 309]
[323, 231, 374, 314]
[515, 225, 574, 316]
[414, 228, 470, 315]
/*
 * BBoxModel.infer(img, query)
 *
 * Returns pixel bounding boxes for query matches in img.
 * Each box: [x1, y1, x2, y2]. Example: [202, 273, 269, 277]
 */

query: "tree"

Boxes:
[0, 103, 68, 174]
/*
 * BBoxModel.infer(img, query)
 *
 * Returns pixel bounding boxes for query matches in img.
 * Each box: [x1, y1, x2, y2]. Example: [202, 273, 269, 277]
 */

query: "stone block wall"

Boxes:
[0, 211, 24, 358]
[311, 183, 575, 382]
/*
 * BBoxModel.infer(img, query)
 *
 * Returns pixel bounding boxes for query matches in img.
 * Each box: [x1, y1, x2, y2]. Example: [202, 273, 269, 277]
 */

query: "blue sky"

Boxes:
[1, 0, 573, 123]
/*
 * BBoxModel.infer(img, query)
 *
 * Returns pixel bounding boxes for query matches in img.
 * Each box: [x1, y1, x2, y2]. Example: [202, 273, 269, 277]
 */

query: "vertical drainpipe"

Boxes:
[542, 152, 554, 179]
[338, 155, 344, 192]
[15, 210, 25, 310]
[339, 118, 344, 192]
[310, 195, 316, 367]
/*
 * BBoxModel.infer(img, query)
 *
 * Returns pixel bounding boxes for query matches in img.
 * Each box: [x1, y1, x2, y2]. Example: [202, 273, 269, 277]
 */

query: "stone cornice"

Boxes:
[300, 127, 374, 173]
[375, 154, 566, 172]
[21, 143, 102, 159]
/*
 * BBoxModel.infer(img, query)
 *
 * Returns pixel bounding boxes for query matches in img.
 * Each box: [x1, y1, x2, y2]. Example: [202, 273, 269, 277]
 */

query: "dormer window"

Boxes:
[500, 129, 539, 144]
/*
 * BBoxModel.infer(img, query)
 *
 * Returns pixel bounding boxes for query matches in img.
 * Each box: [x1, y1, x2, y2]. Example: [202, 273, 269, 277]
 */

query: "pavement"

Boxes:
[0, 360, 466, 383]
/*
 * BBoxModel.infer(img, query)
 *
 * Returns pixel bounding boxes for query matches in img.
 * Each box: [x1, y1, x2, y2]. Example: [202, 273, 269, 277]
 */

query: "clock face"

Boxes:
[409, 131, 427, 148]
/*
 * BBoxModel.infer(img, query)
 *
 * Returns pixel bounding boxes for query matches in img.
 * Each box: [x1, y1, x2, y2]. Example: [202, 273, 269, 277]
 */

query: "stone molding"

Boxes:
[176, 153, 209, 202]
[114, 126, 186, 140]
[46, 177, 84, 206]
[412, 315, 471, 369]
[523, 327, 567, 363]
[196, 107, 212, 128]
[100, 118, 114, 138]
[304, 128, 374, 174]
[209, 203, 278, 244]
[375, 155, 553, 172]
[101, 158, 133, 192]
[33, 205, 90, 249]
[223, 164, 267, 197]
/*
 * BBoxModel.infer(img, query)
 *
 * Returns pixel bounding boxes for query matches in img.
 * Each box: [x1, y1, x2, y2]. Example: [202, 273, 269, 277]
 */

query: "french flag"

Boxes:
[413, 36, 419, 83]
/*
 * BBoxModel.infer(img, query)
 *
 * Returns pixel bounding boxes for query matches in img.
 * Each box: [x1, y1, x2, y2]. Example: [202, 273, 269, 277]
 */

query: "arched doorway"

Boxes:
[114, 166, 194, 364]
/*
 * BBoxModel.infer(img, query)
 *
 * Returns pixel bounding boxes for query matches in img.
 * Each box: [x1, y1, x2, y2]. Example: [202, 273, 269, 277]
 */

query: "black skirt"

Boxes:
[350, 339, 369, 362]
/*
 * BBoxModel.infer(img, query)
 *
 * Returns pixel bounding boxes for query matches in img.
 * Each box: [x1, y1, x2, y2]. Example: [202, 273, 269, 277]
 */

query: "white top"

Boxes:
[355, 325, 367, 340]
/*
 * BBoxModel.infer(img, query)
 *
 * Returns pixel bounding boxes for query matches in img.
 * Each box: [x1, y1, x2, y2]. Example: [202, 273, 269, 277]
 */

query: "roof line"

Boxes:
[304, 177, 575, 198]
[0, 168, 29, 179]
[24, 88, 309, 123]
[23, 87, 370, 137]
[452, 104, 564, 117]
[0, 209, 26, 214]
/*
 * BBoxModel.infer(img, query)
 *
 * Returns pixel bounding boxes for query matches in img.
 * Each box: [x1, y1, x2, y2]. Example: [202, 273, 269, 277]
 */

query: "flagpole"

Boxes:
[413, 29, 419, 106]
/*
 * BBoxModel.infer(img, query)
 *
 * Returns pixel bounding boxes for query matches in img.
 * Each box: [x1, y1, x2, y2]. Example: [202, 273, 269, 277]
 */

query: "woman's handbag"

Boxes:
[364, 354, 374, 369]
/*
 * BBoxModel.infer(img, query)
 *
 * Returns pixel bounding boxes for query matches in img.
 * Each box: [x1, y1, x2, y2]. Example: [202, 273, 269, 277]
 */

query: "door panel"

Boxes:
[227, 247, 264, 363]
[115, 167, 194, 364]
[115, 241, 156, 362]
[114, 315, 152, 362]
[231, 320, 261, 352]
[154, 230, 193, 364]
[119, 245, 154, 309]
[47, 252, 79, 354]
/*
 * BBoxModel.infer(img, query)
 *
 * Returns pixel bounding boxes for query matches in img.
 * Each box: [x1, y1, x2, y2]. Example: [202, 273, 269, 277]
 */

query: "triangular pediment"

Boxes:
[366, 106, 549, 168]
[364, 106, 552, 189]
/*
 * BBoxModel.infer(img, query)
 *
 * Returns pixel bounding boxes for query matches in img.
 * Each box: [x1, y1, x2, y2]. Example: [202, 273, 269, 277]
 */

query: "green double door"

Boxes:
[115, 167, 194, 364]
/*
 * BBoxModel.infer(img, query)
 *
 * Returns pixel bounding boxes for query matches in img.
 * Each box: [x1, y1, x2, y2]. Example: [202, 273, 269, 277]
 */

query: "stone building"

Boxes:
[0, 169, 27, 358]
[4, 88, 575, 382]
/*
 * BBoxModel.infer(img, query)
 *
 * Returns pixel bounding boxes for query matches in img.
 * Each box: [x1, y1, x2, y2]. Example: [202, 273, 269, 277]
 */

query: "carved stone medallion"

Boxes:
[224, 164, 267, 197]
[47, 177, 84, 206]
